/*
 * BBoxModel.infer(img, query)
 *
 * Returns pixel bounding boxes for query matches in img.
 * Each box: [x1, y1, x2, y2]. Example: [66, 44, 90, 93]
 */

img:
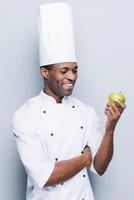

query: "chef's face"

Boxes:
[40, 62, 78, 100]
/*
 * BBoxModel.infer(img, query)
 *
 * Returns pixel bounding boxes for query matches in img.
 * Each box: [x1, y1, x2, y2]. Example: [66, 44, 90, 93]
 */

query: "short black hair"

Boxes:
[40, 64, 53, 70]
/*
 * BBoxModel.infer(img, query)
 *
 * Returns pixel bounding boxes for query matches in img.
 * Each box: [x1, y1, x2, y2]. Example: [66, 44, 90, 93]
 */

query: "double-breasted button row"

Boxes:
[43, 108, 84, 132]
[43, 109, 84, 133]
[49, 124, 84, 138]
[43, 104, 76, 114]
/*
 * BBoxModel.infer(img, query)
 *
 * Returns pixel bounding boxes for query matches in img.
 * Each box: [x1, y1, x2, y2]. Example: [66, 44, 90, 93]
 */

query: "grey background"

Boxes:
[0, 0, 133, 199]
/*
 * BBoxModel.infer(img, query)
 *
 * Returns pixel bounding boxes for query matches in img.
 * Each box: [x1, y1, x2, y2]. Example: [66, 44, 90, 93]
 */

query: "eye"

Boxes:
[60, 69, 67, 74]
[73, 69, 78, 74]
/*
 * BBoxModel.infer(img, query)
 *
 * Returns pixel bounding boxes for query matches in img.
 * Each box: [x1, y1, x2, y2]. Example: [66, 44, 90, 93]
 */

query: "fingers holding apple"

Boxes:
[105, 103, 121, 120]
[114, 100, 126, 113]
[104, 92, 126, 131]
[105, 101, 125, 115]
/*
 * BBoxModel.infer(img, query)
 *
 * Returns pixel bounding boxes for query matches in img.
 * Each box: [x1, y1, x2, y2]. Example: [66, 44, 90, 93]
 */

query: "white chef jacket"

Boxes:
[12, 90, 102, 200]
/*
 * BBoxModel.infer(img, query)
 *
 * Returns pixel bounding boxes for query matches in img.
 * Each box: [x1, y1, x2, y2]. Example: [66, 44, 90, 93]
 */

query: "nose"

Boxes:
[67, 71, 77, 81]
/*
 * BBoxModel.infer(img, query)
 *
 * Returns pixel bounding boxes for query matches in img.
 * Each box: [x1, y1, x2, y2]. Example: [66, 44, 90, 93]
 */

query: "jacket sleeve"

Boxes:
[87, 107, 103, 175]
[12, 105, 55, 189]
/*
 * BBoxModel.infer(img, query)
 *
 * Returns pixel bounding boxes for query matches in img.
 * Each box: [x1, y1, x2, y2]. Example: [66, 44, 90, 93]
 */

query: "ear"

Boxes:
[40, 67, 49, 79]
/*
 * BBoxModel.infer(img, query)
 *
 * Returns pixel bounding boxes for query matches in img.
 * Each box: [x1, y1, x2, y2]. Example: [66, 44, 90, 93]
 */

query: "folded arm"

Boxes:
[45, 147, 92, 186]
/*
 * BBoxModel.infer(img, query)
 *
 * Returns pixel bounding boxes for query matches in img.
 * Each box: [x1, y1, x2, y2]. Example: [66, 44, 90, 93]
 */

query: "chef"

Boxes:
[12, 2, 126, 200]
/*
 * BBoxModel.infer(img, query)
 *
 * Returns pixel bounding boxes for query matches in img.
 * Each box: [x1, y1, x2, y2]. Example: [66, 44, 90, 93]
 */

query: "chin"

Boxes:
[63, 90, 73, 96]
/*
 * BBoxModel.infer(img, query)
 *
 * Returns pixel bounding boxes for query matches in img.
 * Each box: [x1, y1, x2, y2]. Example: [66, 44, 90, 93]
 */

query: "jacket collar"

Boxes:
[40, 90, 68, 105]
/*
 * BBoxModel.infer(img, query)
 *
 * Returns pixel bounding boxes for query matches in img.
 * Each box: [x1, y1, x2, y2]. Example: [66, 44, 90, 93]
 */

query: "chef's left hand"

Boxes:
[104, 101, 126, 131]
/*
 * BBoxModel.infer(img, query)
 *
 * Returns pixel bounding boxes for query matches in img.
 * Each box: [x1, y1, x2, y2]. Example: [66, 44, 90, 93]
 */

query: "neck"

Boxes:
[43, 88, 63, 103]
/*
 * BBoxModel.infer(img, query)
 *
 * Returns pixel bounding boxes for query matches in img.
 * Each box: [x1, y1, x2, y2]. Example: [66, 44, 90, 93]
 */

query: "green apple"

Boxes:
[108, 92, 126, 103]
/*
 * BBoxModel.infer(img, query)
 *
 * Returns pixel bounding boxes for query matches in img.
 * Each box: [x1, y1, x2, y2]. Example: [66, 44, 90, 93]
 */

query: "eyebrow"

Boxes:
[59, 65, 78, 70]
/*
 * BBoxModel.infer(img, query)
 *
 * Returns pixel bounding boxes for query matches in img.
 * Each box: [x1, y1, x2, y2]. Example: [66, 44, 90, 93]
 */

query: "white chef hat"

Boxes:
[39, 2, 77, 66]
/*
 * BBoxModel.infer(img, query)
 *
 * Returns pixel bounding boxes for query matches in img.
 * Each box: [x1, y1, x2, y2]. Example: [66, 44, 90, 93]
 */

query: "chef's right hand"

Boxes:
[82, 145, 92, 166]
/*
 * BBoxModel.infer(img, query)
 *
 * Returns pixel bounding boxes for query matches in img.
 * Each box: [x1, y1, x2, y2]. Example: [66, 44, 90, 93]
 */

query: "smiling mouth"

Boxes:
[62, 83, 74, 89]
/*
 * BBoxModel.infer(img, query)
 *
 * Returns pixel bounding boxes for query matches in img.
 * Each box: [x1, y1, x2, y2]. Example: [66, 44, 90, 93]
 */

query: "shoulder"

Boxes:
[13, 94, 40, 117]
[12, 94, 41, 133]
